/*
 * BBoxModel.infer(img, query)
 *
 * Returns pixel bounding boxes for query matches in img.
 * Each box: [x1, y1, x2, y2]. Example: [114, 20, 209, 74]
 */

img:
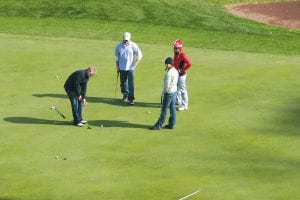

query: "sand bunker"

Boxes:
[226, 1, 300, 29]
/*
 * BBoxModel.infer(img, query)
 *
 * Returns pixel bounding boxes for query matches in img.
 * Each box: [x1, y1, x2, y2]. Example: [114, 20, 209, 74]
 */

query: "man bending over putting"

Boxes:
[64, 66, 96, 127]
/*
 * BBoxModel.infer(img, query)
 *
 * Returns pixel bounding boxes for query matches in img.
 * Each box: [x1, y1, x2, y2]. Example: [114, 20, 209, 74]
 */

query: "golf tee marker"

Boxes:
[178, 189, 201, 200]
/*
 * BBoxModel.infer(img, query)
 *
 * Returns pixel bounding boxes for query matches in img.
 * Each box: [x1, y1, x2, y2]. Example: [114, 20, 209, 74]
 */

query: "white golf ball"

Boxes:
[147, 111, 151, 114]
[56, 75, 59, 79]
[51, 106, 55, 110]
[55, 156, 59, 159]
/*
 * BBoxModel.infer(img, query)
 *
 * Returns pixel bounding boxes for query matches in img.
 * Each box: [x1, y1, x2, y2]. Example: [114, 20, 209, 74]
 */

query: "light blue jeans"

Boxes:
[154, 92, 177, 129]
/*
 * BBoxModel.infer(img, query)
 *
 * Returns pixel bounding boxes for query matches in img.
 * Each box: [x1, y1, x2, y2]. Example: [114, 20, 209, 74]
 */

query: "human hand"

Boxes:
[82, 98, 87, 105]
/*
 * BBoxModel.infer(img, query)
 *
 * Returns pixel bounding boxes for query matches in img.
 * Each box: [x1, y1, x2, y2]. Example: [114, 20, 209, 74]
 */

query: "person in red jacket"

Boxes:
[173, 39, 192, 111]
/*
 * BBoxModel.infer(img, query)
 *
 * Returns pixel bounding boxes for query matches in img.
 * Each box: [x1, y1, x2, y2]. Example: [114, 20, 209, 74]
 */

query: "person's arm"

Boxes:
[134, 44, 142, 66]
[182, 53, 192, 72]
[115, 45, 120, 72]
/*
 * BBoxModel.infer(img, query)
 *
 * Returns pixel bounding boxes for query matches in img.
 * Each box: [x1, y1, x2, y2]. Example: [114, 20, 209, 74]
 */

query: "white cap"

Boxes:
[123, 32, 131, 41]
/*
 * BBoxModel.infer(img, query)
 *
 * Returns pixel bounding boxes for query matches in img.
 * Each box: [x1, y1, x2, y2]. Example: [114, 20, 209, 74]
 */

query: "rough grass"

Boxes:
[0, 0, 299, 54]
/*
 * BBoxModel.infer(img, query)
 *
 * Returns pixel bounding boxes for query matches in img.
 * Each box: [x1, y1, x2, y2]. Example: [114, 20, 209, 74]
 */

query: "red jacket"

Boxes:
[173, 51, 192, 76]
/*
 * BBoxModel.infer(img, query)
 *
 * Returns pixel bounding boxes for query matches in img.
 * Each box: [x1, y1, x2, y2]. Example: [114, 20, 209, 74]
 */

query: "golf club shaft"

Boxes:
[55, 108, 66, 118]
[82, 105, 91, 129]
[114, 71, 119, 97]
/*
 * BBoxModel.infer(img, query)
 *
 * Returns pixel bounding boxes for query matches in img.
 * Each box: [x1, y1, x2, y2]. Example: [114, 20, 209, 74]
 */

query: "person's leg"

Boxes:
[128, 70, 135, 103]
[177, 79, 182, 106]
[168, 92, 177, 128]
[120, 70, 129, 101]
[66, 91, 82, 125]
[178, 74, 188, 110]
[78, 101, 82, 122]
[152, 93, 172, 129]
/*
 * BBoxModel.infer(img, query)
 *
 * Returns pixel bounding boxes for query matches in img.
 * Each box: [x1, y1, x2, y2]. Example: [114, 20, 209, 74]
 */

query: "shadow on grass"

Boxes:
[260, 99, 300, 136]
[3, 117, 71, 126]
[3, 117, 150, 129]
[33, 93, 161, 108]
[87, 119, 150, 129]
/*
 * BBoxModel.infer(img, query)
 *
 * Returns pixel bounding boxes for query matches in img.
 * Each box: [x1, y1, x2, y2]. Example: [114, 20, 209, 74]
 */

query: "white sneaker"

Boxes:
[76, 122, 84, 127]
[178, 106, 188, 111]
[80, 120, 87, 124]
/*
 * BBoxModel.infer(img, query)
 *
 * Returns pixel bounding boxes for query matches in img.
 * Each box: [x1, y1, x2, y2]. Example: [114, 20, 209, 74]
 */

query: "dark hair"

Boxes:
[165, 57, 173, 65]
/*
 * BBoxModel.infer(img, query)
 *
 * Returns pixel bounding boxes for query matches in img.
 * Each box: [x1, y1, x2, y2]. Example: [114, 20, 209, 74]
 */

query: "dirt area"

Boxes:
[225, 1, 300, 29]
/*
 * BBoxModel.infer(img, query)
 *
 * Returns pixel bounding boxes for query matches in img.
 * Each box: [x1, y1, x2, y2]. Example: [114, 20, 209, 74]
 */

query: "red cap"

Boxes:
[173, 39, 183, 49]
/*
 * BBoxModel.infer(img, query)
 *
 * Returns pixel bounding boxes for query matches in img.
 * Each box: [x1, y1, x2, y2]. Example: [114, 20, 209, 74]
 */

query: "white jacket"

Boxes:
[162, 67, 179, 94]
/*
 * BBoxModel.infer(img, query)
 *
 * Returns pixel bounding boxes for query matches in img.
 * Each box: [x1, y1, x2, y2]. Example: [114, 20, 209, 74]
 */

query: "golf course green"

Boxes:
[0, 0, 299, 199]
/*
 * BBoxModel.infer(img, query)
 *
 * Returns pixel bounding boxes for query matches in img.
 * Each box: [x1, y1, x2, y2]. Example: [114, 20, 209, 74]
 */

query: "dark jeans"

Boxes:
[65, 89, 82, 124]
[120, 70, 135, 101]
[154, 92, 177, 129]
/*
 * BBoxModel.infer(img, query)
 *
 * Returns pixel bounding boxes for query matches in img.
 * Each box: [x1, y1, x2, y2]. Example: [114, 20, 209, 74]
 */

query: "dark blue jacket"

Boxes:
[64, 69, 89, 98]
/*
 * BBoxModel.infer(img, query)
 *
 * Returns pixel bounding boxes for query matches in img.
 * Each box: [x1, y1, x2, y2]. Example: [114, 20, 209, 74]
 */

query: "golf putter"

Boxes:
[82, 105, 92, 129]
[114, 71, 119, 97]
[51, 106, 66, 118]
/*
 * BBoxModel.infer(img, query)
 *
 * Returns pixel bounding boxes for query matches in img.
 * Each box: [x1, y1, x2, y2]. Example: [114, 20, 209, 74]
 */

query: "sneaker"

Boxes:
[164, 125, 173, 129]
[76, 122, 84, 127]
[80, 120, 87, 124]
[129, 100, 134, 105]
[149, 126, 160, 130]
[178, 106, 188, 111]
[122, 96, 129, 103]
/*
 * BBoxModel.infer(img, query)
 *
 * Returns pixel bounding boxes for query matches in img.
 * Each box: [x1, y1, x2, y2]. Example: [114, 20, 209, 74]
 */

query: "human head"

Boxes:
[164, 57, 173, 70]
[123, 32, 131, 45]
[86, 66, 96, 78]
[173, 39, 183, 55]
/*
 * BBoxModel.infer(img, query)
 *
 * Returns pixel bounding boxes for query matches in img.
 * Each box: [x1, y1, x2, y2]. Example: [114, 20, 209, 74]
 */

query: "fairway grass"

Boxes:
[1, 33, 299, 199]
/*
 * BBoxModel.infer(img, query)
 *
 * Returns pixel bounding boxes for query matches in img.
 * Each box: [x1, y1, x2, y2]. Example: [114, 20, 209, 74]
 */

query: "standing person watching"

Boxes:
[115, 32, 143, 105]
[173, 39, 192, 111]
[64, 66, 96, 127]
[150, 57, 178, 130]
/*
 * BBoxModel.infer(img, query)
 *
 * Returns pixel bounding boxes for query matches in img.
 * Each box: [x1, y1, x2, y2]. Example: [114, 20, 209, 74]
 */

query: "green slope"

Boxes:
[0, 0, 299, 54]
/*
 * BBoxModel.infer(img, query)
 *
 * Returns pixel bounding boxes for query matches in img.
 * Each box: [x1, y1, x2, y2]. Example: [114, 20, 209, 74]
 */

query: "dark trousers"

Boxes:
[120, 70, 135, 101]
[65, 89, 82, 124]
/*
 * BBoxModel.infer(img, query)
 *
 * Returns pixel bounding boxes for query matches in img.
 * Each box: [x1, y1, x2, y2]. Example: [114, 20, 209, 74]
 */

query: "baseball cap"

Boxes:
[123, 32, 131, 41]
[174, 39, 183, 48]
[165, 57, 173, 65]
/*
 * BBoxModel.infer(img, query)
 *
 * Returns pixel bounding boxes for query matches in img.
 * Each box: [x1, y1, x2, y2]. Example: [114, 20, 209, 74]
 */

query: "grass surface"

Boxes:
[0, 0, 300, 199]
[0, 0, 299, 55]
[1, 33, 299, 199]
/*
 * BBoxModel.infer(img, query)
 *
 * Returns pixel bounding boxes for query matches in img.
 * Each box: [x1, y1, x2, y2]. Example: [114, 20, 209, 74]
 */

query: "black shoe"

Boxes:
[164, 125, 173, 129]
[129, 100, 134, 105]
[149, 126, 160, 130]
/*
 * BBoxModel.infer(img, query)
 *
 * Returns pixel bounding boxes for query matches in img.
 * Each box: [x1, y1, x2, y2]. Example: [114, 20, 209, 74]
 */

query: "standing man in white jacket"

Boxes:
[150, 57, 179, 130]
[115, 32, 143, 105]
